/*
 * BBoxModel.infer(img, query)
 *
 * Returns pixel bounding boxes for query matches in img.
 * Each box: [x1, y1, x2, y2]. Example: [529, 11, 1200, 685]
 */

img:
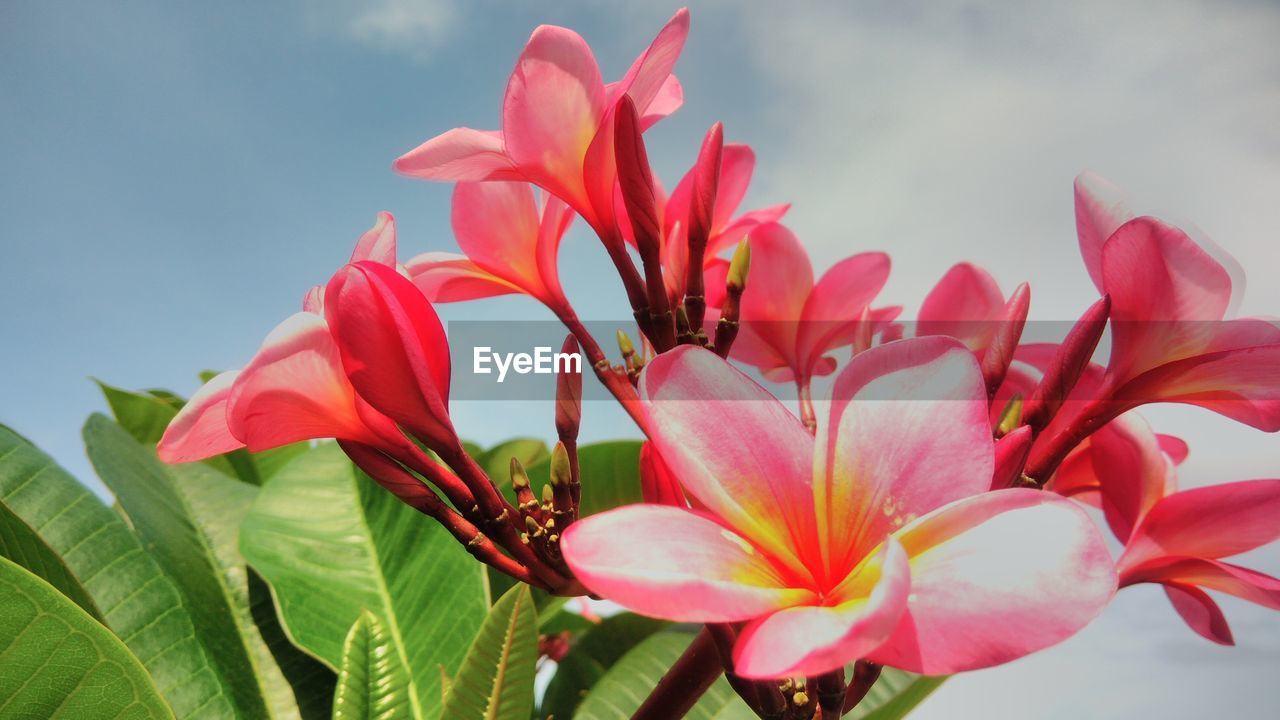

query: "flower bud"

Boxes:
[727, 239, 752, 291]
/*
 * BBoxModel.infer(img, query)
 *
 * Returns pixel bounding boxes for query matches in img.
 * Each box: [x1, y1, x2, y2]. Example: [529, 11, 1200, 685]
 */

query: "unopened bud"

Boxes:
[792, 691, 809, 706]
[727, 239, 751, 290]
[541, 484, 555, 504]
[617, 329, 636, 359]
[525, 515, 543, 536]
[555, 334, 582, 440]
[510, 457, 530, 490]
[550, 442, 572, 488]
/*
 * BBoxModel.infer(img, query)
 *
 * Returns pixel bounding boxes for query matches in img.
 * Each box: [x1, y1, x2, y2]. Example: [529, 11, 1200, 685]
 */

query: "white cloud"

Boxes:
[305, 0, 461, 61]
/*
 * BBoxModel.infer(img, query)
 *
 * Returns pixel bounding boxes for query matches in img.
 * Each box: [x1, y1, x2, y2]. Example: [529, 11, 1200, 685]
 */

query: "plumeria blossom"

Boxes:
[159, 216, 456, 464]
[1054, 412, 1280, 644]
[394, 9, 689, 240]
[718, 222, 896, 387]
[406, 182, 575, 315]
[642, 140, 790, 301]
[918, 263, 1009, 354]
[1074, 173, 1280, 430]
[562, 339, 1115, 678]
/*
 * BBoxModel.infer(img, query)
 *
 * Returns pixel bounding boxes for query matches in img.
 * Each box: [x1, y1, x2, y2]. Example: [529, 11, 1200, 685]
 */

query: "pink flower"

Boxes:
[1059, 412, 1280, 644]
[394, 10, 689, 240]
[719, 222, 895, 387]
[1075, 173, 1280, 430]
[561, 338, 1115, 678]
[405, 182, 575, 315]
[158, 216, 454, 462]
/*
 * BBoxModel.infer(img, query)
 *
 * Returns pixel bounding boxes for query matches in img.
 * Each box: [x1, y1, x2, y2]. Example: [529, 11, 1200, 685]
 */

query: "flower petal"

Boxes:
[1125, 558, 1280, 611]
[1101, 216, 1234, 383]
[819, 337, 993, 580]
[736, 223, 813, 374]
[917, 263, 1005, 353]
[867, 490, 1116, 674]
[393, 127, 521, 182]
[451, 182, 547, 296]
[349, 212, 397, 266]
[225, 313, 381, 451]
[158, 370, 244, 462]
[639, 346, 818, 582]
[502, 24, 605, 209]
[1074, 171, 1133, 292]
[325, 262, 454, 450]
[797, 252, 891, 376]
[1164, 583, 1234, 645]
[733, 539, 910, 679]
[405, 252, 524, 303]
[561, 504, 813, 623]
[639, 442, 686, 506]
[1121, 479, 1280, 568]
[608, 8, 690, 116]
[1084, 412, 1176, 542]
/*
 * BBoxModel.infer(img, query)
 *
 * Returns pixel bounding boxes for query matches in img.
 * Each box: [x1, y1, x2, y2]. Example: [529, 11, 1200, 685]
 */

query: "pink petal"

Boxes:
[639, 346, 819, 582]
[225, 313, 383, 451]
[819, 337, 993, 580]
[712, 144, 757, 231]
[393, 127, 521, 182]
[1074, 171, 1134, 292]
[1157, 434, 1190, 465]
[1121, 479, 1280, 567]
[349, 212, 397, 266]
[917, 263, 1005, 353]
[736, 223, 814, 374]
[639, 441, 686, 506]
[733, 540, 910, 679]
[405, 252, 524, 303]
[705, 204, 791, 259]
[502, 24, 605, 210]
[1164, 583, 1234, 645]
[157, 370, 245, 463]
[868, 490, 1116, 674]
[636, 75, 683, 129]
[1101, 216, 1233, 383]
[1087, 413, 1176, 542]
[1125, 558, 1280, 611]
[1114, 338, 1280, 431]
[451, 182, 547, 297]
[325, 262, 454, 450]
[608, 8, 690, 117]
[560, 504, 814, 623]
[796, 252, 891, 377]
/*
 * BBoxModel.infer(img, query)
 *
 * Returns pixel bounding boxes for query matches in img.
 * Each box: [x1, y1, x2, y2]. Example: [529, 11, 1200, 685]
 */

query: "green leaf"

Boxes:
[84, 414, 327, 719]
[0, 423, 238, 718]
[440, 586, 539, 720]
[332, 611, 415, 720]
[0, 555, 173, 719]
[523, 441, 642, 518]
[573, 630, 755, 720]
[240, 443, 489, 717]
[848, 669, 946, 720]
[539, 614, 666, 720]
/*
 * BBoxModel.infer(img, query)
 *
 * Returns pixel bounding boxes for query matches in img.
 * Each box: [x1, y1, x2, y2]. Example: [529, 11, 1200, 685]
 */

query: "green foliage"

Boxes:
[0, 555, 173, 719]
[240, 444, 488, 717]
[440, 586, 539, 720]
[85, 414, 332, 719]
[333, 611, 416, 720]
[573, 629, 756, 720]
[539, 614, 667, 720]
[849, 669, 947, 720]
[0, 423, 239, 718]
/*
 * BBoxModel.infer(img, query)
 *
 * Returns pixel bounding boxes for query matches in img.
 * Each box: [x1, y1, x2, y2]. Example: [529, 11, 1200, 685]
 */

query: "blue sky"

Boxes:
[2, 1, 1278, 717]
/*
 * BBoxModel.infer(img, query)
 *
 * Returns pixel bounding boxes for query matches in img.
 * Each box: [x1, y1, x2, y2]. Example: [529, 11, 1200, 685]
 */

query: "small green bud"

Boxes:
[550, 442, 572, 487]
[727, 239, 751, 289]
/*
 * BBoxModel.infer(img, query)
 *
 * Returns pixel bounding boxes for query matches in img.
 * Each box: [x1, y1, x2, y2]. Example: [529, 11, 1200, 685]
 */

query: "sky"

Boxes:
[2, 0, 1278, 716]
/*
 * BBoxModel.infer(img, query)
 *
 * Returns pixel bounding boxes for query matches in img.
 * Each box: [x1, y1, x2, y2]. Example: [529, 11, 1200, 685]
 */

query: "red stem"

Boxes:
[632, 627, 724, 720]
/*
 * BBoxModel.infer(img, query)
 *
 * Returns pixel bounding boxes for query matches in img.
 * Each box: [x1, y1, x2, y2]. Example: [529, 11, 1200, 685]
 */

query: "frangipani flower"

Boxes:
[721, 222, 895, 387]
[562, 338, 1115, 678]
[159, 218, 455, 463]
[1057, 412, 1280, 644]
[406, 182, 575, 315]
[1075, 173, 1280, 430]
[394, 9, 689, 239]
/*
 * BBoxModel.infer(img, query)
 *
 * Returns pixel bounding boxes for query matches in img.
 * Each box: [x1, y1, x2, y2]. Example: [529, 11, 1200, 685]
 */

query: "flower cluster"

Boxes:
[159, 8, 1280, 717]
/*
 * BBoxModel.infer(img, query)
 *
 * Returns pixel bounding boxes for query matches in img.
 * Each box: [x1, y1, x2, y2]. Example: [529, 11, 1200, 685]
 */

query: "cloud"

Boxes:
[305, 0, 461, 61]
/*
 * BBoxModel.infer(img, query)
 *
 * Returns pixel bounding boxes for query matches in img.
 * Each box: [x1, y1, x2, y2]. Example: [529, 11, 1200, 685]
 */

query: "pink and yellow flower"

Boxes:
[562, 338, 1115, 678]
